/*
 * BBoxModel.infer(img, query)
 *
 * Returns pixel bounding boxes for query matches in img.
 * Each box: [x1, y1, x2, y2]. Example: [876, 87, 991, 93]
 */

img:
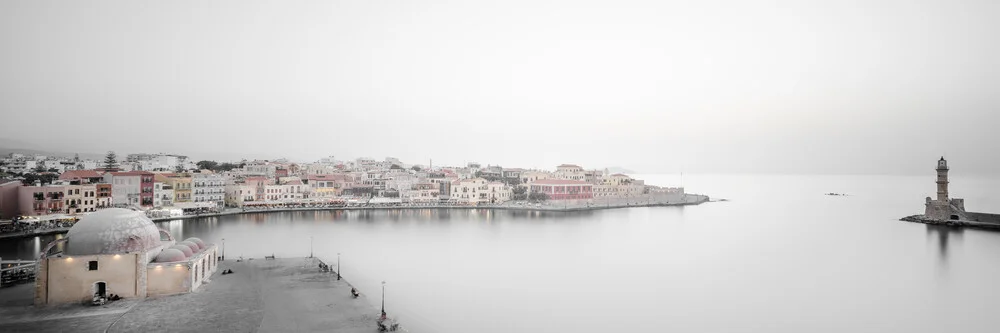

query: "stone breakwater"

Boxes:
[150, 194, 711, 222]
[900, 214, 1000, 231]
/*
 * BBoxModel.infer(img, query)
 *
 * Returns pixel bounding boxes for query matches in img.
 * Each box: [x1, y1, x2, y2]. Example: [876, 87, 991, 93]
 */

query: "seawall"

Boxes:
[1, 195, 710, 239]
[149, 194, 710, 222]
[900, 214, 1000, 231]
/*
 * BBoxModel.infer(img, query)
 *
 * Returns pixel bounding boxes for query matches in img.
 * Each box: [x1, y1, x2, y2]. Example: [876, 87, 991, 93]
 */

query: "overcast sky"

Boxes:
[2, 0, 998, 174]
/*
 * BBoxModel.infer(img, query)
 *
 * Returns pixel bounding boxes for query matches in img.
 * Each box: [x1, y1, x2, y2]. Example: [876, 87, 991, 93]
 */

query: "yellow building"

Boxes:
[35, 209, 218, 306]
[155, 173, 192, 203]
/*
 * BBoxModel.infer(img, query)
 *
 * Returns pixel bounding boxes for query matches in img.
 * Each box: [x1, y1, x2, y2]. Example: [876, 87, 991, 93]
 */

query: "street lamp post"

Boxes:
[337, 253, 341, 280]
[381, 281, 386, 317]
[309, 236, 313, 258]
[221, 238, 225, 261]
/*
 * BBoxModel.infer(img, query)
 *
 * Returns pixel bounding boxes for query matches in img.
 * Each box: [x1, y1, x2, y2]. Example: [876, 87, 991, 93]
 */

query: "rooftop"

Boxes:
[58, 170, 102, 180]
[532, 179, 590, 185]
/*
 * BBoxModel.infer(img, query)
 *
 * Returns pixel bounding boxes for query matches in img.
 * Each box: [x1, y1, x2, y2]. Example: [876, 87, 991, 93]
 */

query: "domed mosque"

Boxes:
[35, 208, 219, 306]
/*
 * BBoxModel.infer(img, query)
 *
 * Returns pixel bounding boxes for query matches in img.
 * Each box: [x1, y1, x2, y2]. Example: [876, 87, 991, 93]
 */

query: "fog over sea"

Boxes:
[5, 174, 1000, 333]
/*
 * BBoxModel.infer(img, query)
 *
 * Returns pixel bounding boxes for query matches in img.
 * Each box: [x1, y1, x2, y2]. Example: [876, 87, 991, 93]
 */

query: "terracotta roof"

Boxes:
[110, 171, 153, 176]
[557, 164, 581, 168]
[307, 174, 347, 181]
[531, 179, 590, 185]
[59, 170, 102, 180]
[610, 173, 630, 177]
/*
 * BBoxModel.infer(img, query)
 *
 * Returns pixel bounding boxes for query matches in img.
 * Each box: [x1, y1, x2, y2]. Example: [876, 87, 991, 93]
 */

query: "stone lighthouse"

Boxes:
[936, 157, 949, 201]
[925, 157, 966, 220]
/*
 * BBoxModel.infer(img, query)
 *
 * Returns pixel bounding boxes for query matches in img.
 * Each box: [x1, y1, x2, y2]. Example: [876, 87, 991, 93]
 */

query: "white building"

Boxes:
[486, 182, 512, 203]
[106, 173, 142, 207]
[450, 178, 488, 204]
[153, 182, 174, 207]
[191, 173, 225, 207]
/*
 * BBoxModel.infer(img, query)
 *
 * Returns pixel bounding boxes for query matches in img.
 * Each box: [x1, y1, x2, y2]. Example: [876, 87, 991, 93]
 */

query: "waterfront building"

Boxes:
[224, 183, 256, 207]
[450, 178, 488, 204]
[0, 179, 23, 219]
[529, 179, 594, 200]
[154, 173, 192, 203]
[486, 181, 512, 203]
[153, 182, 174, 207]
[263, 184, 284, 201]
[191, 173, 225, 207]
[404, 182, 440, 203]
[243, 176, 269, 201]
[62, 184, 98, 214]
[95, 183, 112, 208]
[17, 185, 66, 216]
[34, 208, 218, 306]
[306, 174, 349, 197]
[106, 171, 155, 208]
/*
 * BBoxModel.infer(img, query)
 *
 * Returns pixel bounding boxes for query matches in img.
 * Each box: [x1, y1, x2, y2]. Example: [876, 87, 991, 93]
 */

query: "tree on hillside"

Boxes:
[175, 164, 185, 173]
[103, 151, 119, 170]
[33, 164, 46, 173]
[217, 163, 240, 171]
[196, 160, 219, 171]
[411, 165, 422, 172]
[390, 164, 403, 170]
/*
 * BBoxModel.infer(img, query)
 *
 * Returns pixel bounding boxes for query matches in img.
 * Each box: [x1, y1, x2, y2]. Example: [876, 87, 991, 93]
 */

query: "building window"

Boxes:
[89, 260, 99, 271]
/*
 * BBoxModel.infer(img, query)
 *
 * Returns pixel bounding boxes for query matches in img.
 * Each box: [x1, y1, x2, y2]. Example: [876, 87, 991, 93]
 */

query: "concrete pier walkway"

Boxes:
[0, 258, 384, 333]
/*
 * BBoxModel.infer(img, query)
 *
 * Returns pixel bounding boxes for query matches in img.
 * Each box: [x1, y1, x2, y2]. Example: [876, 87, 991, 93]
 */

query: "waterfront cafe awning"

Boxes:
[173, 202, 217, 210]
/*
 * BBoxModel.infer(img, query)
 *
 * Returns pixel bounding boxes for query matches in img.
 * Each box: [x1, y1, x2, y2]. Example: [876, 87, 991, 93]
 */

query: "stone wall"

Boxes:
[965, 212, 1000, 224]
[36, 253, 141, 305]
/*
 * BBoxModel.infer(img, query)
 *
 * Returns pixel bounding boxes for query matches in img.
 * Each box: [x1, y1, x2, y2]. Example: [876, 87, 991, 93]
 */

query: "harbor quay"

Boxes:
[0, 257, 385, 333]
[146, 193, 710, 222]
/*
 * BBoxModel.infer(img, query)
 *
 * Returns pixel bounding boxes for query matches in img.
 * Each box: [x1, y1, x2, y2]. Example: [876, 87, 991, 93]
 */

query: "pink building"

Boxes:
[0, 179, 21, 219]
[530, 179, 593, 200]
[18, 185, 66, 216]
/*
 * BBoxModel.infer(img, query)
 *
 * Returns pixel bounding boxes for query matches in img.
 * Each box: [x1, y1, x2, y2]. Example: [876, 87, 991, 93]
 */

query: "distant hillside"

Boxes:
[604, 166, 636, 174]
[0, 147, 104, 161]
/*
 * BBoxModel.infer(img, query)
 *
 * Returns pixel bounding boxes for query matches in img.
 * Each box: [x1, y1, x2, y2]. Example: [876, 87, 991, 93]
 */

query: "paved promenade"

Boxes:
[0, 258, 383, 333]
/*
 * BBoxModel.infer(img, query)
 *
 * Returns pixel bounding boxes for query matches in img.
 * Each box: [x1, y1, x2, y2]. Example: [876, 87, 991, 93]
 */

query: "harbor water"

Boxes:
[4, 174, 1000, 332]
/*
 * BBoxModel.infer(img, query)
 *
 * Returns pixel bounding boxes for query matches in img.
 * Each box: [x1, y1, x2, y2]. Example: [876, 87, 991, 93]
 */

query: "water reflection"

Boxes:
[926, 224, 964, 261]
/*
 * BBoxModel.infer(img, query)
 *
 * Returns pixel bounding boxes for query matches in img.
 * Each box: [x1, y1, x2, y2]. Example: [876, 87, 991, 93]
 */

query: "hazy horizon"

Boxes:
[3, 0, 999, 175]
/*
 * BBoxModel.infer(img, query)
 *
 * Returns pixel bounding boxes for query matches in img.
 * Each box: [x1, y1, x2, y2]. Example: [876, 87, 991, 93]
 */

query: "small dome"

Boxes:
[168, 245, 193, 257]
[64, 208, 162, 256]
[154, 249, 187, 263]
[178, 241, 200, 254]
[185, 238, 206, 250]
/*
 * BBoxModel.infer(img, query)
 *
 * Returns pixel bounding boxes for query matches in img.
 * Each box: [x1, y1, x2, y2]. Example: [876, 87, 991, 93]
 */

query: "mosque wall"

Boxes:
[39, 253, 141, 305]
[147, 263, 191, 296]
[146, 245, 219, 296]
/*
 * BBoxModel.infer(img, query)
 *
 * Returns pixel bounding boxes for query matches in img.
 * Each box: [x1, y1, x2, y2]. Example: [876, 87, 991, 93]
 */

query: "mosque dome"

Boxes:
[185, 238, 206, 250]
[177, 241, 200, 254]
[64, 208, 163, 256]
[154, 249, 187, 263]
[169, 245, 194, 257]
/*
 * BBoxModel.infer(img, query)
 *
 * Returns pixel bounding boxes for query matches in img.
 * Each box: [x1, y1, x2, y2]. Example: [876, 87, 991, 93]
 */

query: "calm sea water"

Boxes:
[4, 174, 1000, 333]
